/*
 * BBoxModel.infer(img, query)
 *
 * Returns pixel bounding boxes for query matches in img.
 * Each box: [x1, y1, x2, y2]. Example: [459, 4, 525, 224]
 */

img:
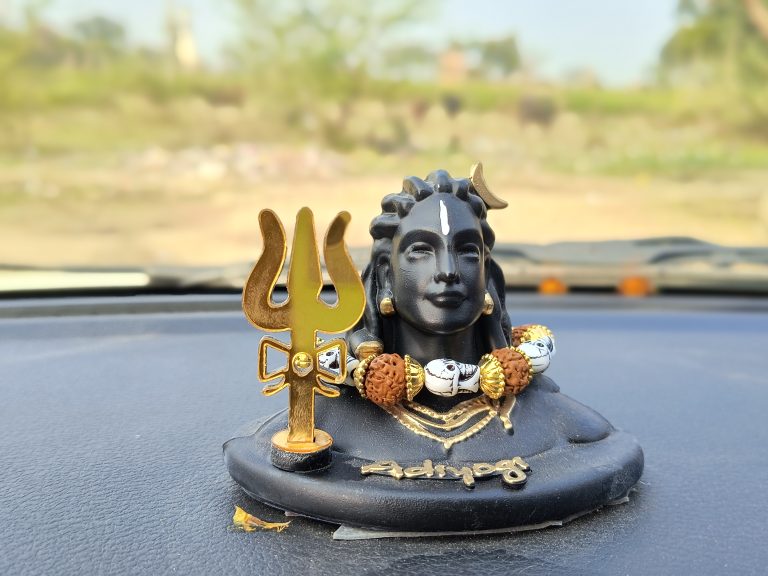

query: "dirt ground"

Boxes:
[2, 160, 767, 268]
[3, 102, 768, 268]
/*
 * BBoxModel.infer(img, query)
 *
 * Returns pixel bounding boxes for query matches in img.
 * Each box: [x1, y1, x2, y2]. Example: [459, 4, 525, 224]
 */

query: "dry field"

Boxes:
[2, 104, 767, 268]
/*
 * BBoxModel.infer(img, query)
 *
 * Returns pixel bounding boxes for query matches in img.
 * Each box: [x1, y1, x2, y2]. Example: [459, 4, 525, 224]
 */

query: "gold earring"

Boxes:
[379, 297, 396, 317]
[482, 292, 494, 315]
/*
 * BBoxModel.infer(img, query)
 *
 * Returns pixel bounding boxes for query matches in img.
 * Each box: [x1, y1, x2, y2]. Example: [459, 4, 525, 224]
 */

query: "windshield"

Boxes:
[1, 1, 767, 292]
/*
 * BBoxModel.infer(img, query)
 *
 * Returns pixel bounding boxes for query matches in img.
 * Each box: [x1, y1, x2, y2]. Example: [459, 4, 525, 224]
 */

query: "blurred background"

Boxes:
[2, 0, 768, 269]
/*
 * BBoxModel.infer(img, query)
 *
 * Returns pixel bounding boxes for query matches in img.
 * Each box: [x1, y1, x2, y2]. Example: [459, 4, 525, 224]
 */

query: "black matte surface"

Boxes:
[1, 294, 767, 575]
[224, 373, 643, 531]
[225, 412, 642, 531]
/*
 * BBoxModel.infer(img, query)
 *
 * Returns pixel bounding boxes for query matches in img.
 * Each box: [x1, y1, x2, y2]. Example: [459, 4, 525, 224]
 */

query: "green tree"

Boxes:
[227, 0, 429, 98]
[381, 43, 436, 81]
[72, 16, 127, 68]
[225, 0, 427, 116]
[226, 0, 430, 146]
[475, 35, 520, 80]
[660, 0, 768, 87]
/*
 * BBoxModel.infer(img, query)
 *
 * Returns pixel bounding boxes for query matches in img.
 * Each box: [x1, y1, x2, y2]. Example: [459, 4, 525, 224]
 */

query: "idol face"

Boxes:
[389, 194, 487, 335]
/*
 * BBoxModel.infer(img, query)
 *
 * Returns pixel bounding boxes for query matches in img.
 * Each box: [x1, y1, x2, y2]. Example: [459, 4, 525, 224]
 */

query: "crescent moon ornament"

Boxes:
[470, 162, 508, 209]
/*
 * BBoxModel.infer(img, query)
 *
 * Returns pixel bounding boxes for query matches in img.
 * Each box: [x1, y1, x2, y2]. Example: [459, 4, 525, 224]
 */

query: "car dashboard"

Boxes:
[1, 293, 766, 575]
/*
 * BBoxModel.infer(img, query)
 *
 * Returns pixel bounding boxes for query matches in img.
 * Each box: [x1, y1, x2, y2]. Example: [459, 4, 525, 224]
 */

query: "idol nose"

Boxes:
[434, 250, 459, 284]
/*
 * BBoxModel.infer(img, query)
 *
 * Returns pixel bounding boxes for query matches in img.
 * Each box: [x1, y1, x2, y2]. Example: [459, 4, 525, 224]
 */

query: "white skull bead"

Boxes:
[457, 363, 480, 393]
[424, 359, 480, 397]
[318, 348, 341, 374]
[517, 339, 551, 373]
[538, 335, 556, 356]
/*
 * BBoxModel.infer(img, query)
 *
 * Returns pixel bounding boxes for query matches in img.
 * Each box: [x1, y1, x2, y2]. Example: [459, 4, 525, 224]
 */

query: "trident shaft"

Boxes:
[242, 208, 365, 448]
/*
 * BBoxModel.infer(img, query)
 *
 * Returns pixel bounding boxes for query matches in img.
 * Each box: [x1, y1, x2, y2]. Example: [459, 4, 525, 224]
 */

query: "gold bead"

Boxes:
[403, 355, 425, 401]
[379, 296, 395, 317]
[478, 354, 505, 400]
[291, 352, 313, 376]
[354, 340, 384, 361]
[482, 291, 494, 316]
[353, 354, 376, 399]
[521, 324, 554, 344]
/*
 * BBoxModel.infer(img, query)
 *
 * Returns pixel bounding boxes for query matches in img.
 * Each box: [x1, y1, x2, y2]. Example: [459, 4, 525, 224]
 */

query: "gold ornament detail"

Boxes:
[379, 296, 395, 316]
[291, 352, 313, 376]
[478, 354, 506, 400]
[469, 162, 508, 209]
[404, 400, 493, 431]
[353, 354, 376, 399]
[520, 324, 555, 344]
[361, 457, 531, 488]
[242, 207, 365, 453]
[354, 340, 384, 361]
[403, 355, 425, 401]
[482, 292, 494, 316]
[406, 397, 485, 422]
[382, 394, 516, 450]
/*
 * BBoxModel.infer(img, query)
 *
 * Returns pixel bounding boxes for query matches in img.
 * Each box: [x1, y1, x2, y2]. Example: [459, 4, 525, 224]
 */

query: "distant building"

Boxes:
[165, 3, 200, 71]
[438, 47, 468, 84]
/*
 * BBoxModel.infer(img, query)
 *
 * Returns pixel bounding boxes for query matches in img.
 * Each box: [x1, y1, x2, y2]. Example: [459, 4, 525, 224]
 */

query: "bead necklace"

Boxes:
[352, 323, 555, 407]
[316, 324, 556, 450]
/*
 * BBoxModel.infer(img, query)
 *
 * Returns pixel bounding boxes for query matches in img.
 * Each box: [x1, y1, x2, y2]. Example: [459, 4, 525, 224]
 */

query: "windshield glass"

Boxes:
[1, 1, 767, 288]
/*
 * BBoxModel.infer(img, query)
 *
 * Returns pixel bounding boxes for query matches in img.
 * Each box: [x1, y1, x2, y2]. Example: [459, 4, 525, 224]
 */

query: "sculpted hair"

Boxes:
[348, 170, 511, 357]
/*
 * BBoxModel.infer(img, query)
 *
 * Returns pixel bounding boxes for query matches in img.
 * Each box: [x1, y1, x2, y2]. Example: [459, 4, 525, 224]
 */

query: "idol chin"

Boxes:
[417, 300, 482, 335]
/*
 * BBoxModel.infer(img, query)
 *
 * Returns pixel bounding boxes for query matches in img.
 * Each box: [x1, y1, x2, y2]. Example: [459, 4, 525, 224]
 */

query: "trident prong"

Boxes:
[242, 208, 365, 453]
[243, 210, 289, 331]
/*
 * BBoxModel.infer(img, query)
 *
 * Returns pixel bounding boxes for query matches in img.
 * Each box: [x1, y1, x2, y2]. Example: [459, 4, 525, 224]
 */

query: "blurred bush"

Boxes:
[0, 0, 768, 169]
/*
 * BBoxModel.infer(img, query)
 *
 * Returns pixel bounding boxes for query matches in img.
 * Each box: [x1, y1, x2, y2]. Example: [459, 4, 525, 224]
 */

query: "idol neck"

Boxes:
[390, 321, 481, 365]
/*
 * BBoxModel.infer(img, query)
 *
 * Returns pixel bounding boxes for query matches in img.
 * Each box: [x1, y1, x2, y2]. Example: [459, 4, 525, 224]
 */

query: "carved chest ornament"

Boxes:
[382, 394, 516, 450]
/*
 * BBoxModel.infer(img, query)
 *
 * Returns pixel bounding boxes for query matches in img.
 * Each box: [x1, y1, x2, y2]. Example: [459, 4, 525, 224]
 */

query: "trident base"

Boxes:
[269, 429, 333, 472]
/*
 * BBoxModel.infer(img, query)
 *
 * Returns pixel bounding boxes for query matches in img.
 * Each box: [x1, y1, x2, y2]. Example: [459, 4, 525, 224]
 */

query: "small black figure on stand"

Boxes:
[224, 164, 643, 537]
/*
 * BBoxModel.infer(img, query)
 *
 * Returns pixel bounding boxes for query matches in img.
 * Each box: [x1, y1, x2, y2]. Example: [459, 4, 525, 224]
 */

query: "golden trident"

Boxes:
[242, 208, 365, 454]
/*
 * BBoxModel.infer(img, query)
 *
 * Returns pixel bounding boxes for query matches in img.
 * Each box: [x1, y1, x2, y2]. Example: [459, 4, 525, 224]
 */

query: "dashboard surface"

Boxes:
[1, 294, 767, 575]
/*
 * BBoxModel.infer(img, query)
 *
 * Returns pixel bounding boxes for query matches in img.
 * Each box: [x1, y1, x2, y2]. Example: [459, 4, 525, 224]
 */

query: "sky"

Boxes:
[32, 0, 680, 86]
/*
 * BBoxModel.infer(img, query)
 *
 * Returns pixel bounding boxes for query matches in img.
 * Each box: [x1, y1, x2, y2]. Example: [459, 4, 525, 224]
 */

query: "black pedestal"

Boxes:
[224, 376, 644, 533]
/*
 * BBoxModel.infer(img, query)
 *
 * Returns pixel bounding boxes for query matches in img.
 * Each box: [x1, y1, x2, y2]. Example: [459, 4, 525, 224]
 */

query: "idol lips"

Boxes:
[427, 290, 466, 307]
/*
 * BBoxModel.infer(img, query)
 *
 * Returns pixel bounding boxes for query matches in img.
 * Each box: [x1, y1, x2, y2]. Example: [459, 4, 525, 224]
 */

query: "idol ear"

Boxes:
[375, 255, 392, 296]
[480, 258, 511, 348]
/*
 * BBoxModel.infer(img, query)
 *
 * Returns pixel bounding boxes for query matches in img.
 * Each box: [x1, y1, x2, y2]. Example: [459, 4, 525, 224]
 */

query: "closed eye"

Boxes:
[457, 243, 481, 259]
[405, 242, 434, 260]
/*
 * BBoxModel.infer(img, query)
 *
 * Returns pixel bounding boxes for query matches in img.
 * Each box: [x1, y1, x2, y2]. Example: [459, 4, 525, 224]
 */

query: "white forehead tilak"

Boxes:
[439, 199, 450, 235]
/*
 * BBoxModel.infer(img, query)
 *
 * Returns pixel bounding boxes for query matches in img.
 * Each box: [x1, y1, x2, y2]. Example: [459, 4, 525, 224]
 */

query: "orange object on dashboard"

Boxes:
[538, 277, 568, 295]
[619, 276, 653, 297]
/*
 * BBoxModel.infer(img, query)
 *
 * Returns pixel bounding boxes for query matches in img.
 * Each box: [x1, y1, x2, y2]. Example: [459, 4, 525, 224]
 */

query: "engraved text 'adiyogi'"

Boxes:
[360, 457, 530, 488]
